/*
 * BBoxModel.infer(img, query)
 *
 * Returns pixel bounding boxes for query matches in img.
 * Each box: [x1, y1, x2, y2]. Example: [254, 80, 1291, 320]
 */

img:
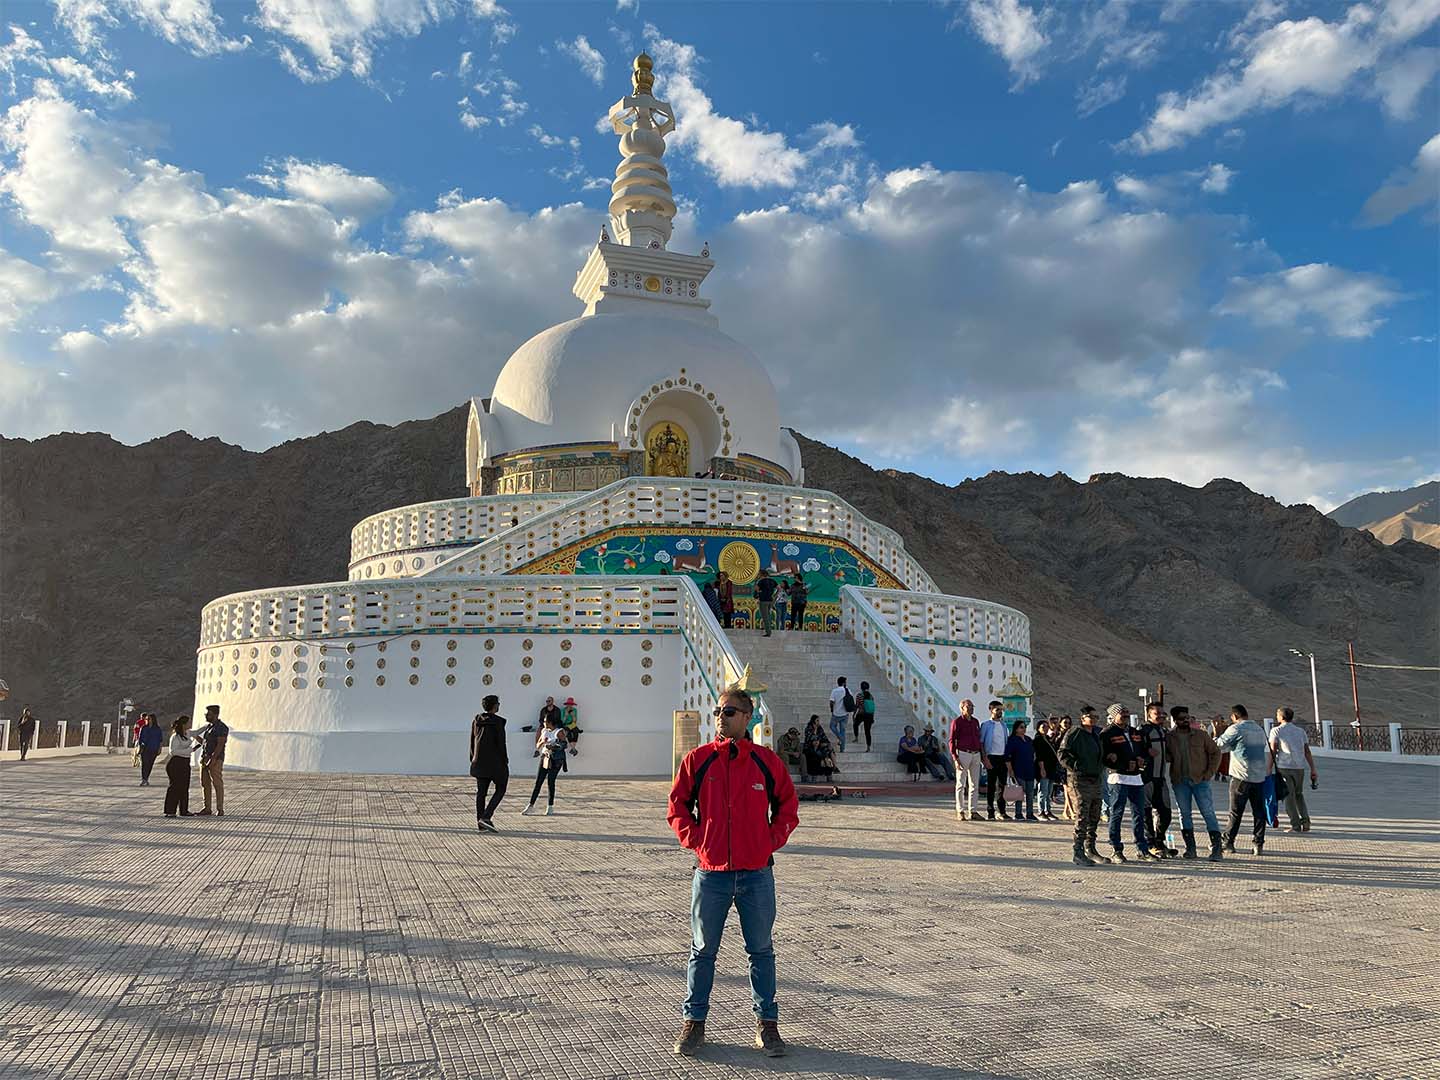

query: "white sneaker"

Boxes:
[544, 805, 554, 816]
[520, 804, 535, 816]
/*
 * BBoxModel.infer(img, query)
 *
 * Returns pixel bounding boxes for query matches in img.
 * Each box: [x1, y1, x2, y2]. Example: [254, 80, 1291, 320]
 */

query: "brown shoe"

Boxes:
[673, 1020, 704, 1056]
[755, 1019, 786, 1057]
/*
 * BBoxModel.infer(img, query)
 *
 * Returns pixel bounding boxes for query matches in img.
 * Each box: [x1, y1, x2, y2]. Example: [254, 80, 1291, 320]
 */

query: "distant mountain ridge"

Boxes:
[1330, 481, 1440, 549]
[3, 412, 1435, 730]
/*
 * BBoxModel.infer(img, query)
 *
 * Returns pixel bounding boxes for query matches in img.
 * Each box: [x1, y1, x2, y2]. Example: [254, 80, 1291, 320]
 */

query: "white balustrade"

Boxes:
[349, 495, 571, 567]
[840, 587, 962, 731]
[421, 477, 937, 593]
[848, 587, 1032, 657]
[197, 574, 764, 743]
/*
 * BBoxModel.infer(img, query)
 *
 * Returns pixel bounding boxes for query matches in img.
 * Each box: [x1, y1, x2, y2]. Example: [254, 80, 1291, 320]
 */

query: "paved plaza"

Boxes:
[0, 756, 1437, 1080]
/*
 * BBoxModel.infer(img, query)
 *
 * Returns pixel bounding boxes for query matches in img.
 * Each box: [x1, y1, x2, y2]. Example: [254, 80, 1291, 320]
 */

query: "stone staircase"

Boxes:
[730, 628, 943, 784]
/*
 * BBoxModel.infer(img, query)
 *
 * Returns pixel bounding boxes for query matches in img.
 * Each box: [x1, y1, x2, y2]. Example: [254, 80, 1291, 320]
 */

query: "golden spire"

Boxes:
[631, 52, 655, 96]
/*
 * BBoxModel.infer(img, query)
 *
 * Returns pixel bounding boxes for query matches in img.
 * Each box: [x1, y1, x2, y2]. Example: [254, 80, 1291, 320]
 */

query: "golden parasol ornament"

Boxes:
[733, 664, 768, 695]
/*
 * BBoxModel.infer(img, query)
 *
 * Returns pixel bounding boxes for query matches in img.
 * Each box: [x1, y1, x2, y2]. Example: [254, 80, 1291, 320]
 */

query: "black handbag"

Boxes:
[1273, 771, 1289, 799]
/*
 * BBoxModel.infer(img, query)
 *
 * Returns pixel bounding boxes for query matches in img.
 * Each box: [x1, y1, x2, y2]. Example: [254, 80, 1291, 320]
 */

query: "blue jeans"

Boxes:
[1106, 781, 1151, 853]
[829, 715, 847, 752]
[775, 601, 788, 629]
[684, 868, 778, 1022]
[1036, 775, 1053, 814]
[1172, 779, 1220, 833]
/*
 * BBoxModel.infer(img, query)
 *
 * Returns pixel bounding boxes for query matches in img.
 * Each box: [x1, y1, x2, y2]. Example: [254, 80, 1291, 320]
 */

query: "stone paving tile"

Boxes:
[1, 756, 1437, 1079]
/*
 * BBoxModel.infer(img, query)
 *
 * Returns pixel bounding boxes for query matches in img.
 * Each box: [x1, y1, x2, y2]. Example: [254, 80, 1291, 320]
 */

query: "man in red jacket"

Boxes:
[667, 686, 799, 1059]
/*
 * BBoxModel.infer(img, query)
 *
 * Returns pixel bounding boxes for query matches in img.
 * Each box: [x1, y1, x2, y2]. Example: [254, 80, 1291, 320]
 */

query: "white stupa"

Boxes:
[194, 55, 1032, 778]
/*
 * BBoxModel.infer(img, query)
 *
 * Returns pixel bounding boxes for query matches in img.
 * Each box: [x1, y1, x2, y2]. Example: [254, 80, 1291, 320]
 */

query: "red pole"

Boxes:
[1348, 640, 1363, 751]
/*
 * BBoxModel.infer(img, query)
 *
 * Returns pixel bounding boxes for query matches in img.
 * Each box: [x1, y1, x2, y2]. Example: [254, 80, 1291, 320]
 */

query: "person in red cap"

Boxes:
[667, 685, 799, 1059]
[559, 696, 582, 755]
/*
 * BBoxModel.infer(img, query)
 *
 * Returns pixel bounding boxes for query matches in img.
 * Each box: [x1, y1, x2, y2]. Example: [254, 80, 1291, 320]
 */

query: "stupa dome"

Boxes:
[484, 312, 796, 479]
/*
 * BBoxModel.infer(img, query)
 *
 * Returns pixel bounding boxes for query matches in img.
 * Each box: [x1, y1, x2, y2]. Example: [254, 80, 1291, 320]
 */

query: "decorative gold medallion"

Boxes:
[717, 541, 761, 585]
[644, 276, 661, 292]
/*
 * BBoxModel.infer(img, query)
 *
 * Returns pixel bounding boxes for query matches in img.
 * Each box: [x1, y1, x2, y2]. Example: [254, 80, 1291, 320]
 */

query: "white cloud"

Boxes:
[1112, 163, 1235, 204]
[0, 87, 138, 265]
[1129, 1, 1440, 153]
[1077, 74, 1127, 116]
[528, 124, 580, 151]
[1218, 263, 1403, 338]
[558, 34, 605, 86]
[1361, 132, 1440, 225]
[1069, 350, 1366, 506]
[257, 159, 395, 219]
[641, 28, 864, 197]
[54, 0, 246, 57]
[616, 0, 638, 12]
[0, 250, 61, 327]
[0, 26, 134, 100]
[1199, 162, 1234, 193]
[642, 29, 807, 188]
[1375, 45, 1440, 116]
[253, 0, 463, 81]
[963, 0, 1047, 88]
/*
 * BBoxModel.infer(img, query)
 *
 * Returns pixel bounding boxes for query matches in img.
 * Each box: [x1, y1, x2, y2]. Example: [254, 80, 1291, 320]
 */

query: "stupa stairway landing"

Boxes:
[730, 629, 931, 784]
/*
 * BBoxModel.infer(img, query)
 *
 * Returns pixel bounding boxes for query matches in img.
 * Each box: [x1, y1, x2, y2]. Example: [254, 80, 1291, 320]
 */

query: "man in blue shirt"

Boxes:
[1216, 704, 1271, 855]
[979, 701, 1010, 821]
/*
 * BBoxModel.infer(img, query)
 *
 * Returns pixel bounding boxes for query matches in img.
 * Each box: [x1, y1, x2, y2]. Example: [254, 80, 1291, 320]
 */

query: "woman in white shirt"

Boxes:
[521, 714, 569, 817]
[164, 715, 195, 817]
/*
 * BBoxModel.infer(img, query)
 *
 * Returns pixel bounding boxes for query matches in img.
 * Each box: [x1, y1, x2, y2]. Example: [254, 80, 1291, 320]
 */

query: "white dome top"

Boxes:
[484, 312, 797, 477]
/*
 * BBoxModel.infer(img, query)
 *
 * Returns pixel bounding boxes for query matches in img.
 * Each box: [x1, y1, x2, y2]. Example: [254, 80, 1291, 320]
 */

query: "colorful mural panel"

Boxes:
[520, 526, 901, 632]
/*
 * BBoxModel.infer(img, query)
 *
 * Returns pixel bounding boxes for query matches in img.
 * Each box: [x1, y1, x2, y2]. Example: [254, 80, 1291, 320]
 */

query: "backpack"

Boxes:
[842, 690, 856, 712]
[863, 694, 875, 715]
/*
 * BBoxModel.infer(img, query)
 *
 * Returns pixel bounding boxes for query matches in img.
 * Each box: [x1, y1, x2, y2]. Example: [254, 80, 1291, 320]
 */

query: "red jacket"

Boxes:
[667, 738, 799, 871]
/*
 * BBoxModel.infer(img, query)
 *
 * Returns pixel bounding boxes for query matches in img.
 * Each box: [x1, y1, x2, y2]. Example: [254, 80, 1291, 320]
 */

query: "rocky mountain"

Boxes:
[4, 411, 1435, 731]
[1330, 481, 1439, 528]
[1330, 481, 1440, 549]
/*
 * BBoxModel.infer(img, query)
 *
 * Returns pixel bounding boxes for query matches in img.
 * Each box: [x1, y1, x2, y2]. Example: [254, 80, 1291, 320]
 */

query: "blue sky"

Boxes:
[1, 0, 1436, 509]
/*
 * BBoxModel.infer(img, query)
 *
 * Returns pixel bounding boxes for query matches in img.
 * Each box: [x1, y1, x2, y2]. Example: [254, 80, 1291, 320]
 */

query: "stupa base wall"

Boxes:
[192, 630, 692, 777]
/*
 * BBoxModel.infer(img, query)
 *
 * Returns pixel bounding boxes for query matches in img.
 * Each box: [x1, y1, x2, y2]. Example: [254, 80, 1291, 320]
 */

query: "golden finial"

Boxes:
[631, 52, 655, 96]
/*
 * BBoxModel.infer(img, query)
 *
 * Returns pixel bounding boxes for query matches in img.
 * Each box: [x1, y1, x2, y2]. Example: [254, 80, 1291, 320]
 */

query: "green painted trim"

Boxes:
[902, 635, 1031, 660]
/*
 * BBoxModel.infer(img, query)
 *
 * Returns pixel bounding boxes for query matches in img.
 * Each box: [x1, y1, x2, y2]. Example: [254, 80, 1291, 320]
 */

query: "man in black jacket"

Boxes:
[1060, 707, 1104, 865]
[1098, 704, 1160, 863]
[1139, 703, 1177, 856]
[471, 695, 510, 832]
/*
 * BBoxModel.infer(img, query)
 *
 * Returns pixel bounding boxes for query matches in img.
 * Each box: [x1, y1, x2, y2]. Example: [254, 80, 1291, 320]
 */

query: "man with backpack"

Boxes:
[667, 685, 799, 1059]
[787, 572, 807, 630]
[851, 681, 876, 751]
[828, 677, 852, 753]
[754, 569, 778, 637]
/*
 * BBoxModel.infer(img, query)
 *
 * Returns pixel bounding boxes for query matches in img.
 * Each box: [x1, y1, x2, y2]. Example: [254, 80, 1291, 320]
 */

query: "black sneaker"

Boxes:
[1136, 850, 1163, 863]
[1072, 851, 1096, 867]
[674, 1020, 704, 1056]
[479, 818, 499, 833]
[755, 1020, 787, 1058]
[1110, 849, 1128, 863]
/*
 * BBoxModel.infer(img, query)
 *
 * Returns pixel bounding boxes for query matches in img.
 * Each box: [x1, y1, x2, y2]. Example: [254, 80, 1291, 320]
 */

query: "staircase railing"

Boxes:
[840, 585, 961, 733]
[419, 476, 938, 593]
[845, 586, 1032, 658]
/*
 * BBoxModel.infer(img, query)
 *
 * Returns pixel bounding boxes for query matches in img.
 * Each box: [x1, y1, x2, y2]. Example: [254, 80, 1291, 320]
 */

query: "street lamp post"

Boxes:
[1288, 649, 1321, 734]
[116, 698, 134, 749]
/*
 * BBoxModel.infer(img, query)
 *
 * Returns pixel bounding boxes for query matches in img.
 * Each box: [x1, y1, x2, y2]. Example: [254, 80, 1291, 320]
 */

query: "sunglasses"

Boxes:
[712, 705, 752, 718]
